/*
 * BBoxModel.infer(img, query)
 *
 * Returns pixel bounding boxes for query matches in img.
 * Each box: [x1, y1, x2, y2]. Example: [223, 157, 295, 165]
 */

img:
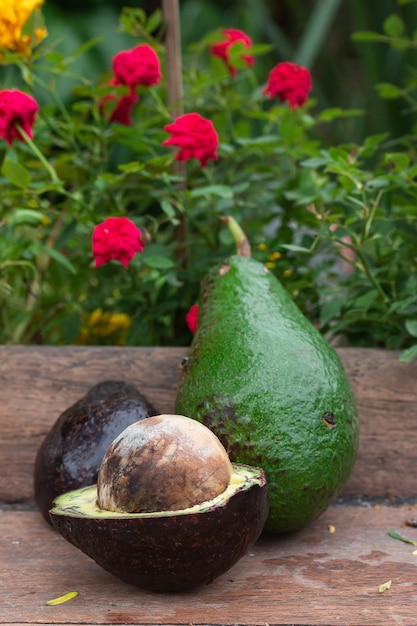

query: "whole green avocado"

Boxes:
[175, 217, 358, 533]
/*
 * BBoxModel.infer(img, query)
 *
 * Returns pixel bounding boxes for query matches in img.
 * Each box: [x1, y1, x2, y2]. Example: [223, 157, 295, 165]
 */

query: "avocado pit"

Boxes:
[97, 414, 233, 513]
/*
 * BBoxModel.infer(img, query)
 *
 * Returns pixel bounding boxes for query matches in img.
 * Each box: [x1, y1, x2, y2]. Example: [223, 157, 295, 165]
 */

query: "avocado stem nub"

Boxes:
[220, 216, 251, 257]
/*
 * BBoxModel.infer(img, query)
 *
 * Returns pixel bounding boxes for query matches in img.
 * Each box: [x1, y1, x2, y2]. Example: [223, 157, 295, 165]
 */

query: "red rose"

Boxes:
[112, 44, 162, 88]
[99, 79, 139, 125]
[186, 304, 199, 334]
[0, 89, 39, 145]
[92, 217, 145, 269]
[163, 112, 219, 167]
[263, 62, 312, 109]
[210, 28, 255, 76]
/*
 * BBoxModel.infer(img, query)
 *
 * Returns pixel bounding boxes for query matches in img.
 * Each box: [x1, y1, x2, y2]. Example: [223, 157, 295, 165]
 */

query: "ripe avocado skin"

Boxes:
[34, 380, 158, 524]
[49, 465, 268, 592]
[175, 255, 359, 533]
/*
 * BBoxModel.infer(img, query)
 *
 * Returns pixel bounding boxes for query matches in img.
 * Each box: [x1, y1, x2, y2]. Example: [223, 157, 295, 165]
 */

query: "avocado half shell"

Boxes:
[49, 463, 268, 592]
[34, 380, 158, 524]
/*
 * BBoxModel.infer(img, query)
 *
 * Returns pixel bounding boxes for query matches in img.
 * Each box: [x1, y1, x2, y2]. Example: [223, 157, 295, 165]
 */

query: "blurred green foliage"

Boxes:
[40, 0, 417, 143]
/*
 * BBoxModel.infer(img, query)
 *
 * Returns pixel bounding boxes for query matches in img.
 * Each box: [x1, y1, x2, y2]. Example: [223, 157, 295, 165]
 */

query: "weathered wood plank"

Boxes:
[338, 347, 417, 499]
[1, 346, 417, 504]
[0, 346, 185, 503]
[1, 504, 417, 626]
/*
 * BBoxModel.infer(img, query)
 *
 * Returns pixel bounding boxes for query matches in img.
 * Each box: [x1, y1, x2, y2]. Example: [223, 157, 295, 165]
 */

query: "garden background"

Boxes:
[43, 0, 417, 141]
[1, 0, 417, 359]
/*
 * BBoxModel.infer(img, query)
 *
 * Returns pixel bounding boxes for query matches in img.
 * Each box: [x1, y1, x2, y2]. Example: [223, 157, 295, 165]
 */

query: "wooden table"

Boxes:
[1, 345, 417, 626]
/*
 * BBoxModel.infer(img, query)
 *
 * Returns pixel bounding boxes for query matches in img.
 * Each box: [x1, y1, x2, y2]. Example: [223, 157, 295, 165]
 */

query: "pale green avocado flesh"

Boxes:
[176, 255, 359, 534]
[50, 463, 265, 518]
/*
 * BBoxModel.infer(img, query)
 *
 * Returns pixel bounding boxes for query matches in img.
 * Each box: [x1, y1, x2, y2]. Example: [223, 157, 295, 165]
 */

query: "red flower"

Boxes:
[99, 79, 138, 126]
[0, 89, 39, 146]
[263, 62, 312, 109]
[112, 44, 162, 89]
[210, 28, 255, 76]
[163, 112, 219, 167]
[186, 304, 199, 334]
[92, 217, 145, 269]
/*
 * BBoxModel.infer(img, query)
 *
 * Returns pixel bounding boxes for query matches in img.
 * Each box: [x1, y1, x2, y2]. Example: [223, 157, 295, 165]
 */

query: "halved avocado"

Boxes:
[49, 463, 268, 592]
[34, 380, 158, 524]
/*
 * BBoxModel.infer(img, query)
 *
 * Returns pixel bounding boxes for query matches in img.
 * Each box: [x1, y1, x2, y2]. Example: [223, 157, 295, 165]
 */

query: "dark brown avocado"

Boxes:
[34, 380, 158, 523]
[49, 463, 268, 592]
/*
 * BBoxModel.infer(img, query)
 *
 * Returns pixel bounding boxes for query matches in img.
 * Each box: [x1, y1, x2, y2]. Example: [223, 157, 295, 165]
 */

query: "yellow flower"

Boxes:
[268, 251, 282, 261]
[0, 0, 47, 56]
[75, 308, 132, 346]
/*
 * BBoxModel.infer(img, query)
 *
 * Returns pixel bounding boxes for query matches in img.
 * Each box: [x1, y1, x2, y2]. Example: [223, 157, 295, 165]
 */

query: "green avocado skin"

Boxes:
[175, 255, 359, 534]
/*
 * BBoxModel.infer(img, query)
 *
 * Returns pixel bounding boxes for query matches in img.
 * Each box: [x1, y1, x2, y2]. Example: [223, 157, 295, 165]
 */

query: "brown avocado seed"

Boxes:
[97, 414, 234, 513]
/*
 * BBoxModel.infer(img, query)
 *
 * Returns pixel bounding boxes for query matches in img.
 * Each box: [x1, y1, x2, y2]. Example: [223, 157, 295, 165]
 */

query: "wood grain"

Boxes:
[2, 505, 417, 625]
[1, 345, 417, 626]
[1, 346, 417, 503]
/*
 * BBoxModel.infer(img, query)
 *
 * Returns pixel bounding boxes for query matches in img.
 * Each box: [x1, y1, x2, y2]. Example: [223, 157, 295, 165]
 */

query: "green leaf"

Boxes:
[1, 157, 31, 188]
[67, 37, 102, 62]
[405, 319, 417, 337]
[160, 199, 176, 218]
[399, 344, 417, 362]
[328, 146, 350, 163]
[8, 209, 46, 226]
[118, 162, 145, 174]
[142, 255, 174, 270]
[235, 135, 280, 147]
[406, 163, 417, 179]
[45, 51, 65, 65]
[228, 41, 252, 69]
[250, 43, 274, 56]
[351, 31, 387, 42]
[189, 185, 233, 199]
[385, 152, 410, 171]
[300, 156, 330, 168]
[338, 174, 356, 193]
[365, 177, 390, 190]
[318, 107, 364, 122]
[383, 14, 405, 37]
[387, 529, 417, 545]
[362, 133, 390, 151]
[96, 173, 119, 186]
[146, 9, 162, 34]
[375, 82, 403, 100]
[390, 38, 411, 50]
[320, 298, 344, 327]
[279, 244, 311, 253]
[42, 246, 76, 274]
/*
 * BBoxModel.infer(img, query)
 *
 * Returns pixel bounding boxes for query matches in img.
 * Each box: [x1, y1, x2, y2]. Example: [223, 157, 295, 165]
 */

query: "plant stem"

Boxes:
[17, 124, 61, 184]
[162, 0, 183, 119]
[364, 189, 384, 239]
[162, 0, 188, 269]
[220, 216, 251, 257]
[355, 247, 389, 304]
[18, 124, 90, 209]
[333, 235, 389, 304]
